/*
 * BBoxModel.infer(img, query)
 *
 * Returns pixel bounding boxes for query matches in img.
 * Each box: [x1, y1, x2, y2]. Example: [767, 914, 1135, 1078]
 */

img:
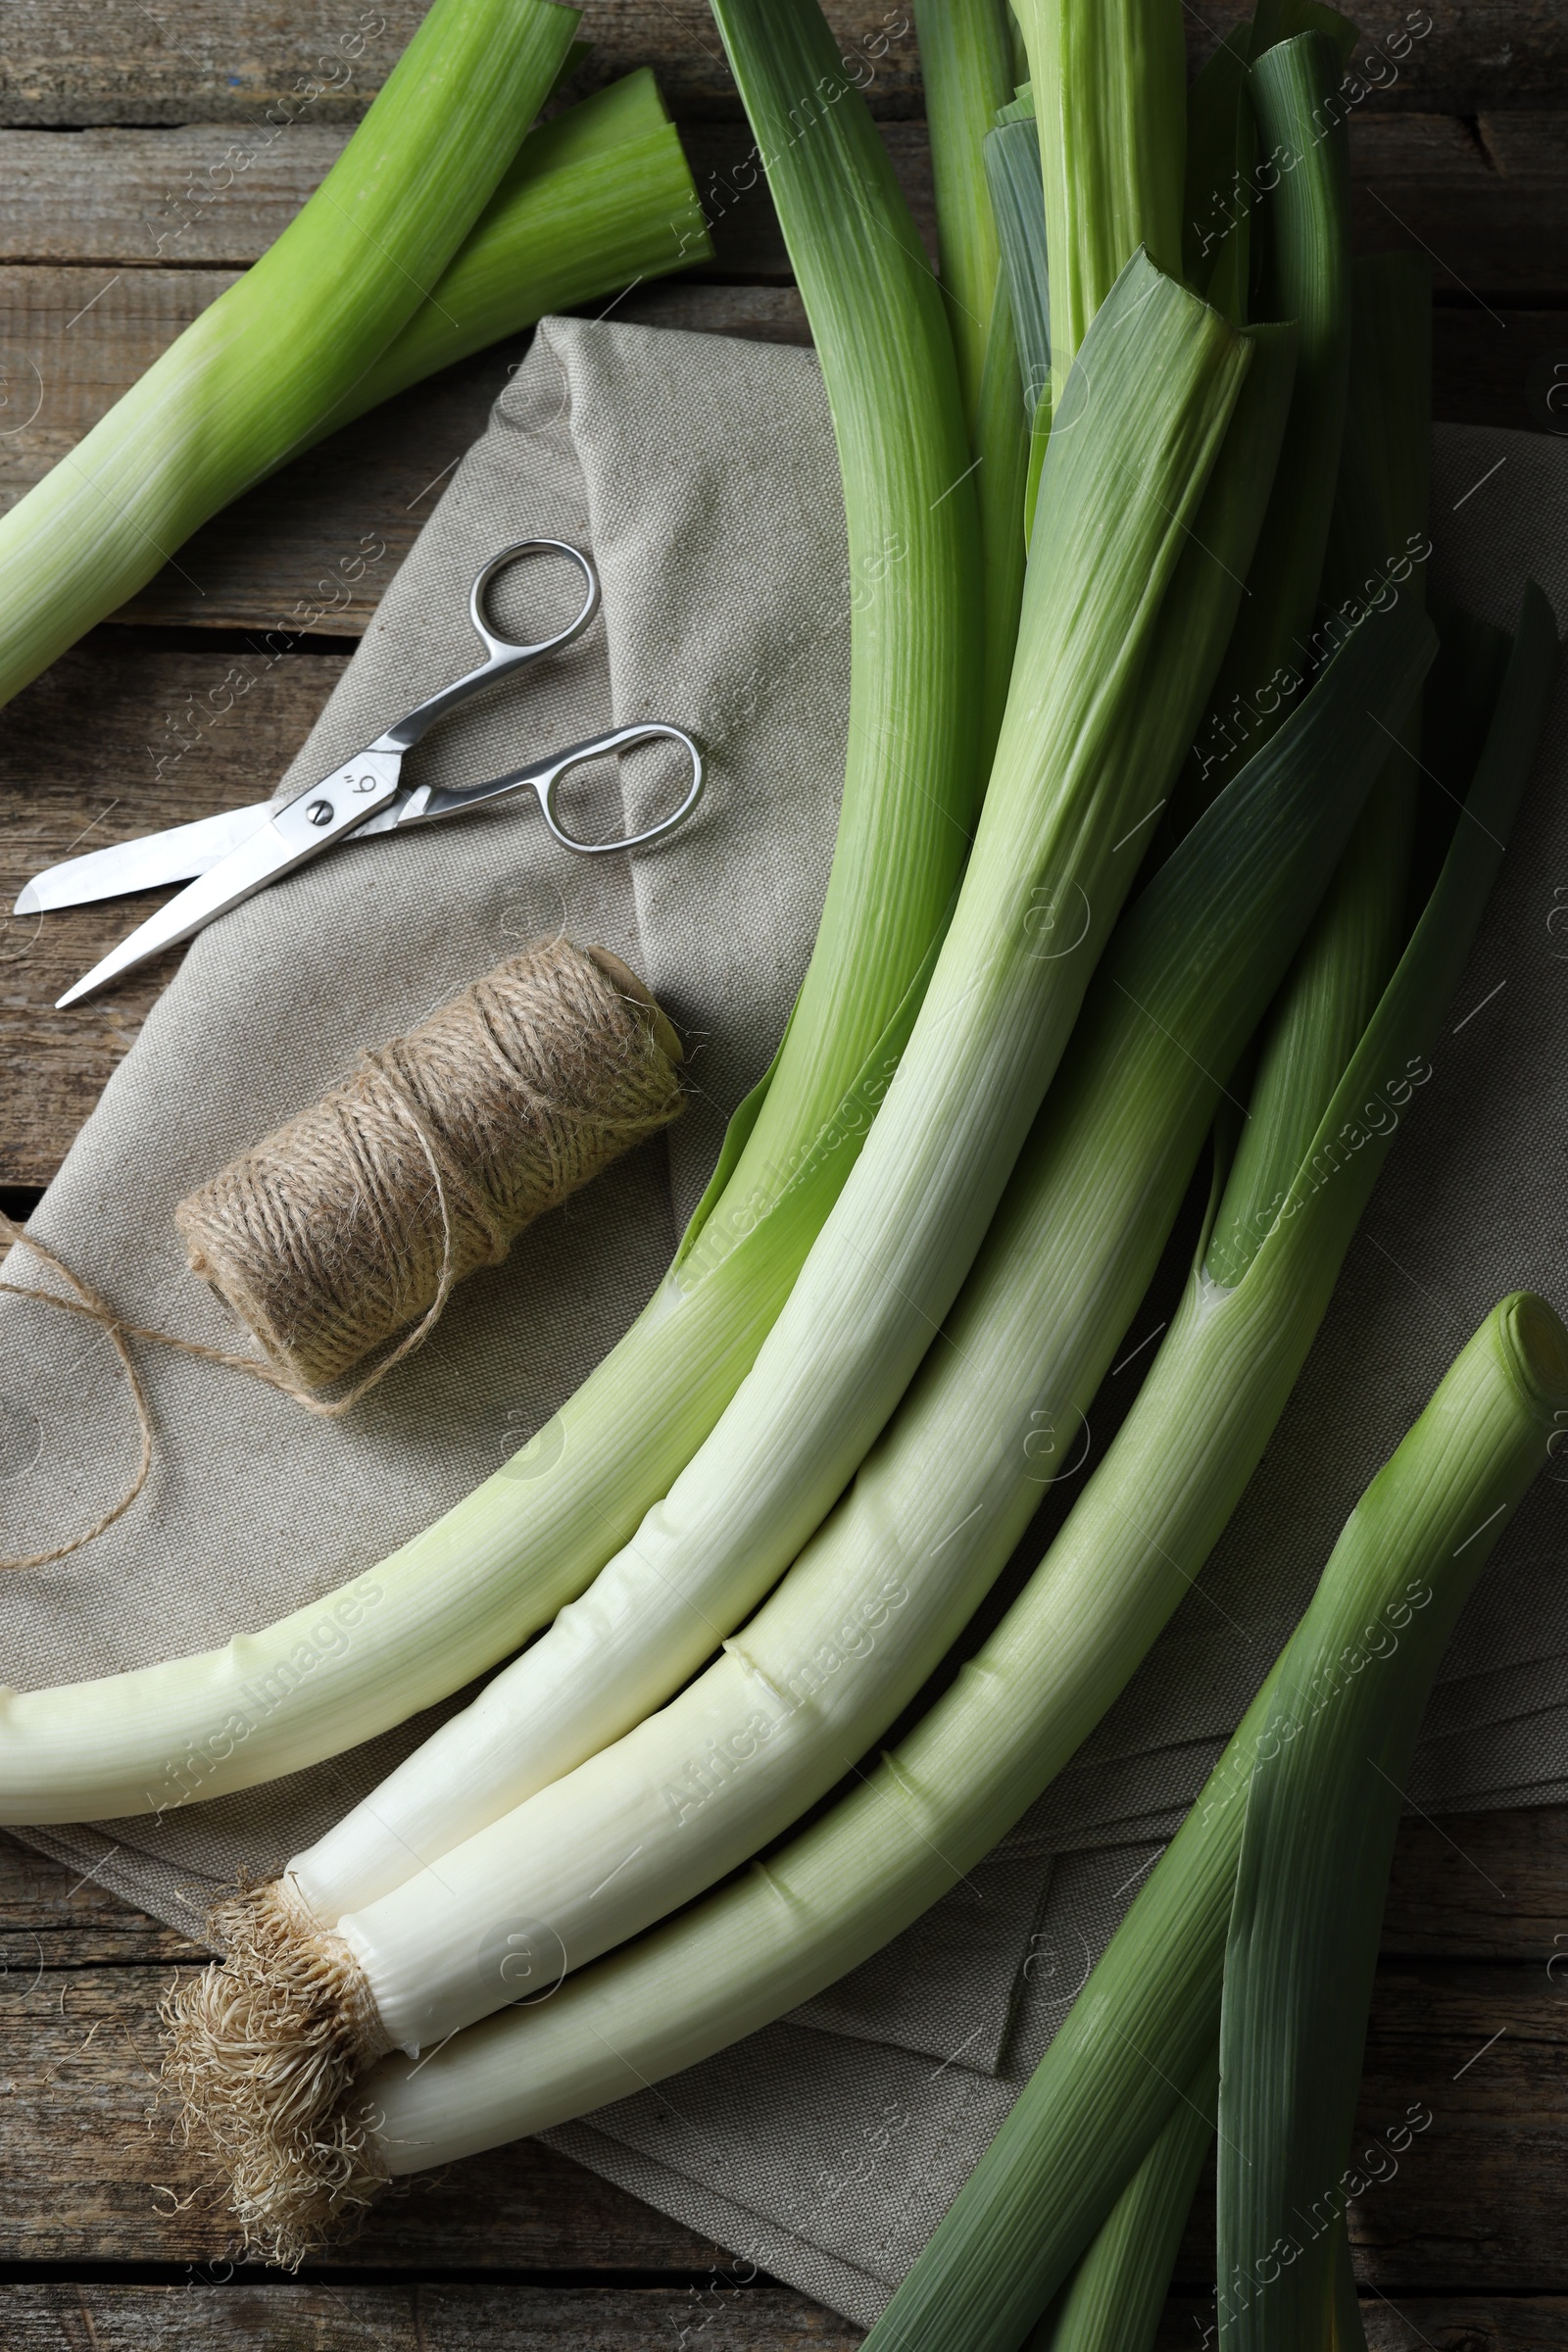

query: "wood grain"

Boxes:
[0, 124, 353, 265]
[0, 116, 1562, 284]
[1158, 2300, 1568, 2350]
[0, 2287, 1561, 2351]
[0, 638, 343, 1184]
[0, 1, 1563, 124]
[0, 1816, 1563, 2283]
[0, 2283, 863, 2349]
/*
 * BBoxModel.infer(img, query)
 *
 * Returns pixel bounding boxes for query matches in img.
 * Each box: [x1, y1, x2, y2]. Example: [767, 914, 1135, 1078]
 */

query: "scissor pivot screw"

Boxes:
[306, 800, 334, 827]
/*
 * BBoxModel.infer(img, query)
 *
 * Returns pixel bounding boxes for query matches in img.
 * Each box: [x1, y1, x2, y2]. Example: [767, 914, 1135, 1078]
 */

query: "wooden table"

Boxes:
[1, 6, 1565, 2343]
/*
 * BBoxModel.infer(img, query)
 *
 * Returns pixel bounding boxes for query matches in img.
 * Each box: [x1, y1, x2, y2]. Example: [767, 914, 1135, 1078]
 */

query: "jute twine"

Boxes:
[0, 939, 683, 1572]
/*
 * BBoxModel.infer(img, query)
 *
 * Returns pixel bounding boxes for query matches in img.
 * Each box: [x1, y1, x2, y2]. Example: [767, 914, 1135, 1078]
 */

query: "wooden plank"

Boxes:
[0, 2284, 861, 2348]
[0, 638, 343, 1185]
[1348, 115, 1568, 300]
[0, 122, 928, 273]
[1381, 1803, 1568, 1962]
[0, 1945, 723, 2265]
[0, 2286, 1563, 2351]
[7, 1802, 1561, 1967]
[0, 1834, 191, 1965]
[0, 1947, 1560, 2276]
[1, 116, 1564, 288]
[1486, 113, 1568, 174]
[0, 1, 1564, 124]
[0, 124, 351, 264]
[1158, 2298, 1568, 2349]
[1351, 1959, 1568, 2291]
[620, 281, 810, 344]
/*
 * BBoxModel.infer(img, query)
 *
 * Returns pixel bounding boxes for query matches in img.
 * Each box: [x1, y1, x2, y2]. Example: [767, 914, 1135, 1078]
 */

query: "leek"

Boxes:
[1213, 1326, 1561, 2352]
[1182, 26, 1253, 319]
[1206, 249, 1432, 1285]
[1006, 0, 1187, 533]
[344, 584, 1554, 2224]
[980, 99, 1052, 568]
[984, 106, 1051, 413]
[0, 0, 982, 1823]
[0, 0, 583, 712]
[973, 272, 1032, 752]
[915, 0, 1014, 427]
[857, 1291, 1568, 2352]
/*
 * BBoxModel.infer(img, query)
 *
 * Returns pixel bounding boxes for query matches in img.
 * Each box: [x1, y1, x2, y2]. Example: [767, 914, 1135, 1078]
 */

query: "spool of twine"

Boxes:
[175, 938, 685, 1395]
[0, 940, 682, 1571]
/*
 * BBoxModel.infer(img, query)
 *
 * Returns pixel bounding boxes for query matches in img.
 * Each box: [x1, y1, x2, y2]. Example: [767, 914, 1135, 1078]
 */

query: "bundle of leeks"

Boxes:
[0, 0, 1555, 2269]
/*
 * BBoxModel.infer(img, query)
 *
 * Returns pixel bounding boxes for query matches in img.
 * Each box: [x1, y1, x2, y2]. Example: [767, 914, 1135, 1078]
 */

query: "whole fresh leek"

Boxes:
[1214, 1326, 1560, 2352]
[0, 0, 981, 1825]
[342, 584, 1553, 2227]
[0, 0, 583, 711]
[857, 1290, 1568, 2352]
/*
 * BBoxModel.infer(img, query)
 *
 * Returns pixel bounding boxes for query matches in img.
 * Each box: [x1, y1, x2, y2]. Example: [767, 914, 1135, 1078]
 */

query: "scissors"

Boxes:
[18, 540, 705, 1009]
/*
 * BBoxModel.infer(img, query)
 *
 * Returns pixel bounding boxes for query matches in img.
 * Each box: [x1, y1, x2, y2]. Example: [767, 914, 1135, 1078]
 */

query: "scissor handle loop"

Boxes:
[469, 538, 600, 663]
[533, 723, 705, 857]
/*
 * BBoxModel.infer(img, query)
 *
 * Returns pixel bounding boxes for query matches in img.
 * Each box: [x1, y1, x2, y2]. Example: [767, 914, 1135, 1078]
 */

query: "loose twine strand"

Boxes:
[0, 939, 683, 1575]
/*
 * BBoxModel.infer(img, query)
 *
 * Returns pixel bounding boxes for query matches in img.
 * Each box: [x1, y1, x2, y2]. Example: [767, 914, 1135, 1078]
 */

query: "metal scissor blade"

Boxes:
[56, 748, 406, 1006]
[56, 821, 306, 1006]
[16, 802, 273, 915]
